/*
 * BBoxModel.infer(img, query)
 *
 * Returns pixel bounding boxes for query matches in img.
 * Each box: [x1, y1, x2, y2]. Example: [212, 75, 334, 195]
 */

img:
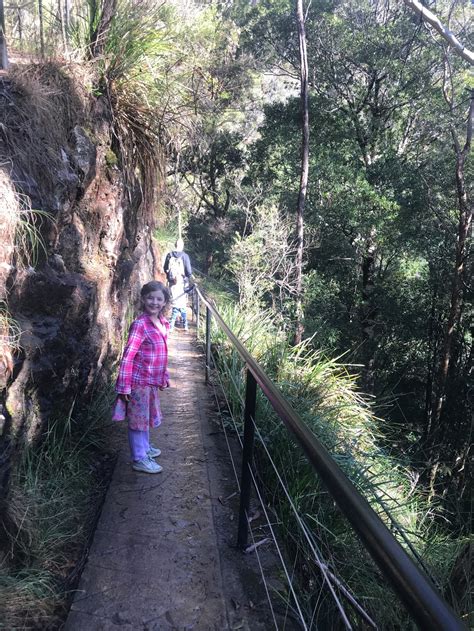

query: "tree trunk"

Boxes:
[89, 0, 117, 59]
[402, 0, 474, 65]
[88, 0, 98, 47]
[58, 0, 67, 54]
[175, 151, 182, 239]
[430, 92, 473, 431]
[293, 0, 309, 345]
[38, 0, 45, 58]
[17, 7, 22, 47]
[423, 276, 439, 437]
[0, 0, 9, 70]
[209, 153, 220, 217]
[360, 229, 378, 392]
[64, 0, 71, 43]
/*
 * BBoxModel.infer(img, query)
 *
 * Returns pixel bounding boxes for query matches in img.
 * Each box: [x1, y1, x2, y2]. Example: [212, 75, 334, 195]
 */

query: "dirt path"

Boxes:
[65, 322, 287, 631]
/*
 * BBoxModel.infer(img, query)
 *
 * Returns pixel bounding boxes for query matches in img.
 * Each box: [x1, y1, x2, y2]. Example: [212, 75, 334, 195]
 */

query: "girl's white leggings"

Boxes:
[128, 427, 150, 461]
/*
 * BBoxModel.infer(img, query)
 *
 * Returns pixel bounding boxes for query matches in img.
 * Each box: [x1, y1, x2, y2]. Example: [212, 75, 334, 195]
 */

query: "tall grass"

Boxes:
[0, 387, 115, 628]
[15, 204, 53, 269]
[208, 300, 470, 629]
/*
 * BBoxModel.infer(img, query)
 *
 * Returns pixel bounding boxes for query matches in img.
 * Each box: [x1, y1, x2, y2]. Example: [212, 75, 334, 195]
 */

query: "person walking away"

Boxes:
[164, 238, 192, 288]
[169, 277, 188, 332]
[112, 281, 170, 474]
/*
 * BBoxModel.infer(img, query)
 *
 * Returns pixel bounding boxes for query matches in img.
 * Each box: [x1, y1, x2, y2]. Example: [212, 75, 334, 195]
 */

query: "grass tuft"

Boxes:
[94, 0, 176, 218]
[0, 387, 115, 628]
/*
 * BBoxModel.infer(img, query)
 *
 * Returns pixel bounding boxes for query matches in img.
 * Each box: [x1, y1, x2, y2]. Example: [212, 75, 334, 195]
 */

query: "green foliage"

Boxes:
[302, 271, 344, 350]
[209, 299, 470, 627]
[100, 0, 175, 85]
[68, 0, 100, 58]
[226, 203, 297, 308]
[0, 389, 114, 628]
[0, 569, 59, 628]
[91, 0, 180, 213]
[154, 222, 179, 253]
[3, 0, 472, 620]
[232, 0, 473, 516]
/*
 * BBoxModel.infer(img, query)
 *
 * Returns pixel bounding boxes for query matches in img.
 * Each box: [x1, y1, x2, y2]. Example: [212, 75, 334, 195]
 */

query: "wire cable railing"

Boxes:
[192, 284, 465, 631]
[208, 339, 374, 629]
[208, 345, 325, 629]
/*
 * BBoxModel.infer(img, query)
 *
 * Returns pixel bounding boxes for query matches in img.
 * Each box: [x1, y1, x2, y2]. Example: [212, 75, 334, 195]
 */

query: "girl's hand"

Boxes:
[159, 380, 170, 390]
[120, 393, 131, 402]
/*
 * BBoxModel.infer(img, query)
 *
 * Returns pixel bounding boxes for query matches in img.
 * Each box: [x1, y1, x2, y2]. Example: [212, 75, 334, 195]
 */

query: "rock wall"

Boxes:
[0, 63, 162, 464]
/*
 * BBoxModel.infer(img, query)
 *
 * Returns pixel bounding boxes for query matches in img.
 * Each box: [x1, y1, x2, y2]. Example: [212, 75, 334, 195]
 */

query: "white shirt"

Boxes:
[170, 283, 187, 309]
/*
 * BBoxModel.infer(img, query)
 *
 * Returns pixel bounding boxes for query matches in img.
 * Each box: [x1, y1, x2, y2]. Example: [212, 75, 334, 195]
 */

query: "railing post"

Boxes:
[205, 306, 211, 383]
[195, 288, 200, 333]
[237, 368, 257, 549]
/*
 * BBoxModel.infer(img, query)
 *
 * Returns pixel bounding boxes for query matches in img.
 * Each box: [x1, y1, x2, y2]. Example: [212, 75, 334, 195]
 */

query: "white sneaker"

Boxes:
[147, 446, 161, 458]
[132, 457, 162, 474]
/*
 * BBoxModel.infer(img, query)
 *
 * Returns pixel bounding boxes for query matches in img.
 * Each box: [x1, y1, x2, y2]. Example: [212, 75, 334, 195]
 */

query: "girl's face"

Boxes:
[143, 290, 166, 316]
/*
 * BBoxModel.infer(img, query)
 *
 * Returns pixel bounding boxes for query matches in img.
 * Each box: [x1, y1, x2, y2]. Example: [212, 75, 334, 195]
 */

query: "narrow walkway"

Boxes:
[65, 322, 281, 631]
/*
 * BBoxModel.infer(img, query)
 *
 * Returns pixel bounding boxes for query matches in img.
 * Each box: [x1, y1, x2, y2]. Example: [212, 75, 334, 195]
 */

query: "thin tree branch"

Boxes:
[403, 0, 474, 65]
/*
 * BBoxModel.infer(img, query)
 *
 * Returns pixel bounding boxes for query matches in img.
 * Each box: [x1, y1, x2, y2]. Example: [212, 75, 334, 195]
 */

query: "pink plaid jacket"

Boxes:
[115, 313, 169, 394]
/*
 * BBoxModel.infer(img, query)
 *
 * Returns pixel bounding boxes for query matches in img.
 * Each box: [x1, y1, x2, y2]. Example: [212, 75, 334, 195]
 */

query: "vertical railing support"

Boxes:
[205, 306, 211, 383]
[237, 368, 257, 549]
[195, 288, 200, 333]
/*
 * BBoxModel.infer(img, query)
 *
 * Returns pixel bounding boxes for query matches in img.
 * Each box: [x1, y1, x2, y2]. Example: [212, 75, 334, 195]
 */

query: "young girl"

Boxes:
[113, 281, 170, 474]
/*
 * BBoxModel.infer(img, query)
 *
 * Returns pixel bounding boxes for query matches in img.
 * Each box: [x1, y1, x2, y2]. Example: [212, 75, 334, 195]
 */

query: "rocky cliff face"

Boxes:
[0, 63, 161, 471]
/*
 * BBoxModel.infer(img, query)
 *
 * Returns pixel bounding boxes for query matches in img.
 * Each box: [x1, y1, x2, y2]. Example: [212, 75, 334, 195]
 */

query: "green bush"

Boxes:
[208, 299, 469, 629]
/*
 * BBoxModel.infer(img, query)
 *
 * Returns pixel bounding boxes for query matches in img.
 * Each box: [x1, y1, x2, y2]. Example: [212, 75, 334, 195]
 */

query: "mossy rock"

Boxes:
[105, 149, 118, 168]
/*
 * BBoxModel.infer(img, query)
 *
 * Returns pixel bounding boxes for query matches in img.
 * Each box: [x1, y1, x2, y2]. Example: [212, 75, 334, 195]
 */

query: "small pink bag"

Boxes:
[112, 396, 127, 421]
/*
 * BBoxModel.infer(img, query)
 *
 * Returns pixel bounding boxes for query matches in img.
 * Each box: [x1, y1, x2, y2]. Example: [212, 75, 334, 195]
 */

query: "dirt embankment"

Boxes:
[0, 61, 162, 523]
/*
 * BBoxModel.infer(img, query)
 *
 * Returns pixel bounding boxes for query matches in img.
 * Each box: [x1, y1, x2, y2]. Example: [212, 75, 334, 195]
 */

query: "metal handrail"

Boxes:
[193, 284, 465, 631]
